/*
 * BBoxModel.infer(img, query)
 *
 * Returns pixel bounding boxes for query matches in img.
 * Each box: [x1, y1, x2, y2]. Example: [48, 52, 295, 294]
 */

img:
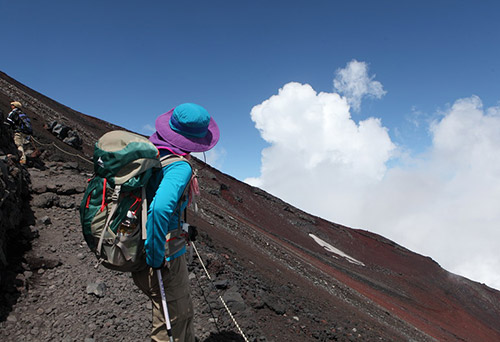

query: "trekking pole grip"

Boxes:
[156, 269, 174, 342]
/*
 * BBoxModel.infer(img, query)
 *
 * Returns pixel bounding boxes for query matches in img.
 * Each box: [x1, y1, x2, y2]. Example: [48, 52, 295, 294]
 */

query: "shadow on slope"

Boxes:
[0, 204, 37, 322]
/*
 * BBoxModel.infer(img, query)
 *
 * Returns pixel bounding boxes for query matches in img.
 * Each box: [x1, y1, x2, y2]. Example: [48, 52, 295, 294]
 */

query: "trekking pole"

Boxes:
[156, 269, 175, 342]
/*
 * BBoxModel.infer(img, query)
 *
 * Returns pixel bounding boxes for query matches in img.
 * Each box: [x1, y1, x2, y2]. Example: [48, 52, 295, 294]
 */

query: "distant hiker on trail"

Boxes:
[4, 101, 33, 164]
[132, 103, 220, 342]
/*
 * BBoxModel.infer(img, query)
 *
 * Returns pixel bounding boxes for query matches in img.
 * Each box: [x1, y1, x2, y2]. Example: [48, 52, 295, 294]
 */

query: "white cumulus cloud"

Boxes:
[360, 96, 500, 289]
[247, 62, 500, 290]
[247, 79, 395, 228]
[333, 59, 386, 112]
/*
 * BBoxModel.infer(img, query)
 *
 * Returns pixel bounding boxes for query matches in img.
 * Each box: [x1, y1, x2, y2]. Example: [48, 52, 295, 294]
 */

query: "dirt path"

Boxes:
[0, 163, 253, 342]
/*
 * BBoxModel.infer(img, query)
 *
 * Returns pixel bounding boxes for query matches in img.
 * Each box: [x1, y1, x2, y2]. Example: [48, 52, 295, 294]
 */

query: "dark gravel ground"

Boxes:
[0, 162, 259, 342]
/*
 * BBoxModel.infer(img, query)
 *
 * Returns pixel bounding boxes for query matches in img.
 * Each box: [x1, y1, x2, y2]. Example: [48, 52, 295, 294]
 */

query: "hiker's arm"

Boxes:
[4, 109, 17, 127]
[144, 161, 192, 268]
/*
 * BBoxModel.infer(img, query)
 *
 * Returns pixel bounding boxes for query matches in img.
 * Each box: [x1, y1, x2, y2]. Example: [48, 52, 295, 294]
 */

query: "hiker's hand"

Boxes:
[188, 225, 198, 242]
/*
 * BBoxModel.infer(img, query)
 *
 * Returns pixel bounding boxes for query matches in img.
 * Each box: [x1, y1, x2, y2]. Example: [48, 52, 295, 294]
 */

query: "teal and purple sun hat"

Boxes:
[149, 103, 220, 154]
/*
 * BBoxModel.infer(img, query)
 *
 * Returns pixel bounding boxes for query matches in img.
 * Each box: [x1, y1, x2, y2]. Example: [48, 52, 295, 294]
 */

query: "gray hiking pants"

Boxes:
[132, 254, 194, 342]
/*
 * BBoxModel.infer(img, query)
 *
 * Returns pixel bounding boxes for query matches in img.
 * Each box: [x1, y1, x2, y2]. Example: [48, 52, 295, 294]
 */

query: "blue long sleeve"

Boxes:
[144, 159, 192, 268]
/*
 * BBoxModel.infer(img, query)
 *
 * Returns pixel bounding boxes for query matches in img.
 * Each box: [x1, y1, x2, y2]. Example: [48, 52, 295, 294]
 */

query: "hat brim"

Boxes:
[154, 109, 220, 153]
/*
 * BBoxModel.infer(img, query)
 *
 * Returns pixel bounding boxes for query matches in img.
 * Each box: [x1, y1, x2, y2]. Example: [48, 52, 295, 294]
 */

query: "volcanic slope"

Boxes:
[1, 70, 500, 341]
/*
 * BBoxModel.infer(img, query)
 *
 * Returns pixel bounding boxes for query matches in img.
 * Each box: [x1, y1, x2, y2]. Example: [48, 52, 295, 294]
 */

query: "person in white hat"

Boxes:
[5, 101, 32, 165]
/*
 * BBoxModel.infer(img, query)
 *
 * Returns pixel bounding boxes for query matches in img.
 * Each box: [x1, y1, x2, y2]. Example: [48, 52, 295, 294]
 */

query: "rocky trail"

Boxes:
[0, 162, 260, 342]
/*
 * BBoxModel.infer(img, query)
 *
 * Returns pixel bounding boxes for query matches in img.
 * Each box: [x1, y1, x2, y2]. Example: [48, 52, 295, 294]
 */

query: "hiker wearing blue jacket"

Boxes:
[132, 103, 220, 342]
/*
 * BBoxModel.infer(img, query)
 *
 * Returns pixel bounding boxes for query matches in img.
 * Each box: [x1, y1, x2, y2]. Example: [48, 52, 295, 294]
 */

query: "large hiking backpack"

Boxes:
[80, 130, 191, 272]
[18, 113, 33, 135]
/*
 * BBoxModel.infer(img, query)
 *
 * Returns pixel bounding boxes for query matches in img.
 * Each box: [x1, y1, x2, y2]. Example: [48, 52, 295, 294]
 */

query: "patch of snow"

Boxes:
[309, 234, 365, 266]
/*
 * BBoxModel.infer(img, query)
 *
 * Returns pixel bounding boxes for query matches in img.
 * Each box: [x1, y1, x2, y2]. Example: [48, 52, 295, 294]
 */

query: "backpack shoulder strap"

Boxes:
[151, 154, 196, 258]
[141, 155, 193, 242]
[159, 154, 192, 168]
[160, 154, 192, 206]
[141, 186, 148, 240]
[159, 154, 193, 204]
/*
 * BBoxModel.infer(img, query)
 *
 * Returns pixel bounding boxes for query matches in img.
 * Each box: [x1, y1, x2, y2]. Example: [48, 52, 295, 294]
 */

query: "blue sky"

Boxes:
[3, 0, 499, 179]
[2, 1, 500, 289]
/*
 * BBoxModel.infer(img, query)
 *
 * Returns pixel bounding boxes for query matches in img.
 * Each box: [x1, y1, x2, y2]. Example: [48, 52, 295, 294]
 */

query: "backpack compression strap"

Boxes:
[96, 184, 122, 258]
[95, 184, 148, 265]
